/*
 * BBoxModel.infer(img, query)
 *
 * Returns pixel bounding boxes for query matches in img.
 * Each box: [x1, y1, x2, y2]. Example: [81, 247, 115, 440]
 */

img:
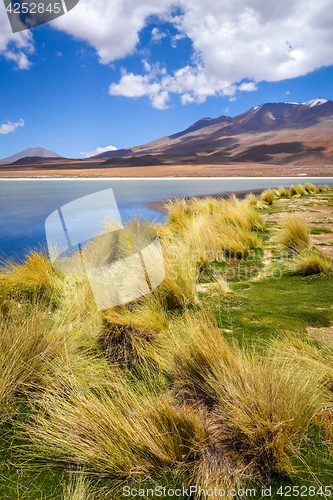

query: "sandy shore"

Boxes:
[0, 162, 332, 178]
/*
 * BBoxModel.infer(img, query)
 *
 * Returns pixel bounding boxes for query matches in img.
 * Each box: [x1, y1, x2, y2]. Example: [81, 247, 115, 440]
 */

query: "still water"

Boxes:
[0, 177, 332, 260]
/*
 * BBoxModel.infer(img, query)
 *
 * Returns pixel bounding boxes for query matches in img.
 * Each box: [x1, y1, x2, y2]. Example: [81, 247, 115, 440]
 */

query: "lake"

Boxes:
[0, 177, 332, 260]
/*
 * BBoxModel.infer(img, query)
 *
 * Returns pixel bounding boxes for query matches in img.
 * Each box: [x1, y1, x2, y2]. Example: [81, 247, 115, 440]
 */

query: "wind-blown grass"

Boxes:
[0, 185, 332, 497]
[291, 250, 332, 276]
[23, 373, 205, 480]
[171, 311, 324, 486]
[278, 214, 311, 254]
[260, 189, 276, 205]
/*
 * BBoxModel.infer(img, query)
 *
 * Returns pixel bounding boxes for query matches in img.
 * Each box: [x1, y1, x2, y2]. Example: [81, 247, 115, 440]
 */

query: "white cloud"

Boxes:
[151, 27, 167, 42]
[238, 82, 258, 92]
[0, 2, 34, 69]
[52, 0, 173, 64]
[0, 119, 24, 134]
[171, 33, 186, 48]
[110, 64, 236, 108]
[81, 145, 118, 158]
[50, 0, 333, 103]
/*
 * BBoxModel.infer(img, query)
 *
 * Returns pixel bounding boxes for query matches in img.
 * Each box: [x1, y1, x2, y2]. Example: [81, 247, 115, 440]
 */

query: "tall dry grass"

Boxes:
[101, 297, 168, 368]
[0, 306, 102, 423]
[0, 252, 62, 307]
[260, 189, 276, 205]
[24, 373, 205, 479]
[171, 311, 325, 487]
[277, 214, 310, 254]
[291, 250, 332, 276]
[63, 474, 95, 500]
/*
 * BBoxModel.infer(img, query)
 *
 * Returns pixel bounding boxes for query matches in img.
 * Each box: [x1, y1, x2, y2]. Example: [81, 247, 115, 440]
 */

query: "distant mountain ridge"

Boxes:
[2, 98, 332, 171]
[91, 97, 333, 167]
[1, 147, 62, 165]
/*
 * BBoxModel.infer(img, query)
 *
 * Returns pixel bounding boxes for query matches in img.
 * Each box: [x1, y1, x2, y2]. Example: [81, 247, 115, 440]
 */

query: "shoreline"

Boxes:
[146, 188, 267, 215]
[0, 162, 333, 178]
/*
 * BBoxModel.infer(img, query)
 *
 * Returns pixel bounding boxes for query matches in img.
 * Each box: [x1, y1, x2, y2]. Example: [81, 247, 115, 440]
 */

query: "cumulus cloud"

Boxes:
[238, 82, 258, 92]
[110, 64, 236, 108]
[81, 145, 118, 158]
[51, 0, 333, 104]
[51, 0, 173, 64]
[0, 119, 24, 134]
[151, 27, 167, 42]
[0, 2, 34, 69]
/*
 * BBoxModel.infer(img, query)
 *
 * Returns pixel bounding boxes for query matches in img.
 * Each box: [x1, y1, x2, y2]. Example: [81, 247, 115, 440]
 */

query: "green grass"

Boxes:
[310, 226, 333, 235]
[209, 274, 333, 349]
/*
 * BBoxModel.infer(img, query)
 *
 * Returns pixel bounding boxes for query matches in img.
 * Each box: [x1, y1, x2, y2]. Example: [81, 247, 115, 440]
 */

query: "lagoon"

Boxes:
[1, 177, 332, 260]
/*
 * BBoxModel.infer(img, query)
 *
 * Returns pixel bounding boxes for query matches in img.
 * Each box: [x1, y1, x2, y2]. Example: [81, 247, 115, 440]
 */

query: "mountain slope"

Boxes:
[1, 147, 63, 164]
[95, 98, 333, 167]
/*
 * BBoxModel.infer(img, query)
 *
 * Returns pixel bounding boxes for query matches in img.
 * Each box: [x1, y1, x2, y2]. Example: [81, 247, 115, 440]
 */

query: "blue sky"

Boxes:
[1, 0, 333, 159]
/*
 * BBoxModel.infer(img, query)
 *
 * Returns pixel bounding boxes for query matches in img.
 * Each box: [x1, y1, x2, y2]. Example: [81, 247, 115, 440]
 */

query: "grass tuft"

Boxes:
[291, 250, 332, 276]
[260, 189, 276, 205]
[278, 214, 311, 254]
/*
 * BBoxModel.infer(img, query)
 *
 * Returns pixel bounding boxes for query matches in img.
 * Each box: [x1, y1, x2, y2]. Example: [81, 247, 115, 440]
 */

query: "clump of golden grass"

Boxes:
[24, 373, 205, 480]
[317, 185, 325, 192]
[165, 197, 194, 233]
[260, 189, 276, 206]
[304, 183, 317, 194]
[268, 336, 333, 398]
[172, 311, 324, 484]
[101, 298, 168, 368]
[0, 306, 98, 423]
[291, 250, 332, 276]
[294, 184, 306, 196]
[157, 237, 198, 309]
[276, 186, 291, 197]
[278, 214, 310, 254]
[0, 251, 62, 312]
[245, 193, 258, 206]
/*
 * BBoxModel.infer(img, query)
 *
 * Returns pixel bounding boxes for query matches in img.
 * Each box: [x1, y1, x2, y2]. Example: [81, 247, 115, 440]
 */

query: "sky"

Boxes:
[1, 0, 333, 159]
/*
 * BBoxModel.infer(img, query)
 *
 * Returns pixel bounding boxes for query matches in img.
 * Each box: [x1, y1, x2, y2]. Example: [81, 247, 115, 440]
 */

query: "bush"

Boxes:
[278, 214, 310, 254]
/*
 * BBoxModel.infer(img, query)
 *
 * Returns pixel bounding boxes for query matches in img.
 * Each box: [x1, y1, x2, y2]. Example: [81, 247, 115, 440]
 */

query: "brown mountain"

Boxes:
[94, 97, 333, 168]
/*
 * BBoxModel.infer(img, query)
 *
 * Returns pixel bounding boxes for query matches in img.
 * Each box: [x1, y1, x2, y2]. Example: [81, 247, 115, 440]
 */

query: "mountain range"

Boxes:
[91, 97, 333, 167]
[1, 98, 333, 172]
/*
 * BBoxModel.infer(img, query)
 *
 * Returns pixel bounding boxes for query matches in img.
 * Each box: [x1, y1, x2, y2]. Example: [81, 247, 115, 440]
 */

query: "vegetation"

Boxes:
[278, 213, 310, 253]
[0, 183, 332, 499]
[260, 188, 276, 205]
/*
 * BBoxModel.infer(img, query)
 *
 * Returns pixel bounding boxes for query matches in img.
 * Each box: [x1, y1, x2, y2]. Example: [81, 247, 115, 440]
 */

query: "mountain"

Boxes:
[93, 97, 333, 167]
[1, 147, 63, 165]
